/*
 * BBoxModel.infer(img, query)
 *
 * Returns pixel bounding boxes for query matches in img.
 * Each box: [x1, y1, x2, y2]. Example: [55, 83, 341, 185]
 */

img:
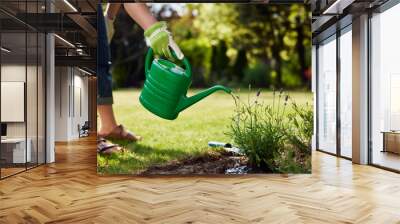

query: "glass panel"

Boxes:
[38, 32, 45, 165]
[27, 31, 38, 169]
[371, 4, 400, 171]
[1, 0, 47, 178]
[317, 35, 337, 154]
[1, 30, 28, 177]
[339, 28, 352, 158]
[26, 0, 41, 169]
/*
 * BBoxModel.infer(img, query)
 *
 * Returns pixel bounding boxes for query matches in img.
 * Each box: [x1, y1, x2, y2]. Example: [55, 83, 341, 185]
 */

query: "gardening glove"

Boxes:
[144, 21, 184, 61]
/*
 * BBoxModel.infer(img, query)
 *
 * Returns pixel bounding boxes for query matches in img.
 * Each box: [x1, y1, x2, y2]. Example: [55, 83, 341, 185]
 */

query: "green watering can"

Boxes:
[139, 48, 231, 120]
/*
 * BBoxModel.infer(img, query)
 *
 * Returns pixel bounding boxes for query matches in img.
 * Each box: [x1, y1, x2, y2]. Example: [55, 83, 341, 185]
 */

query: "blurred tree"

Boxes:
[210, 40, 230, 82]
[232, 4, 311, 88]
[110, 3, 311, 89]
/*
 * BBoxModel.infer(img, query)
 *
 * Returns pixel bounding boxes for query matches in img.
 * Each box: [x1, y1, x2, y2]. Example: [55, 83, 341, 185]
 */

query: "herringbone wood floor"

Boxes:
[1, 136, 400, 224]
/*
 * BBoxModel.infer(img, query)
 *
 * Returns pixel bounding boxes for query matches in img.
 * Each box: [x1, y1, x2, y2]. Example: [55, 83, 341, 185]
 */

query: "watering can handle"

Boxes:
[145, 48, 192, 78]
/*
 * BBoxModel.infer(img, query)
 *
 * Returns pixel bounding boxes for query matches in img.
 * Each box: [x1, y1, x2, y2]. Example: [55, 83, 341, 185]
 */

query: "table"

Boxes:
[381, 131, 400, 154]
[1, 138, 31, 163]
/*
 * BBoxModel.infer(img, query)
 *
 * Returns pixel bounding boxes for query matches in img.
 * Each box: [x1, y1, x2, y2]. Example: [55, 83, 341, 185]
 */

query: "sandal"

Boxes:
[97, 138, 123, 155]
[98, 125, 142, 142]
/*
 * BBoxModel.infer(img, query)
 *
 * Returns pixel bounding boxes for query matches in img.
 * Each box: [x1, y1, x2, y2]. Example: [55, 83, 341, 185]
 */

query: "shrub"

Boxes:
[228, 89, 289, 172]
[228, 89, 312, 173]
[278, 101, 313, 173]
[286, 102, 313, 154]
[275, 147, 311, 174]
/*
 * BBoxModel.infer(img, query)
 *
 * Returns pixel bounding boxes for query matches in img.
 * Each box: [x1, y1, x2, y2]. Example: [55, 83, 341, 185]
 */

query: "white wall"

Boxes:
[1, 65, 26, 138]
[54, 67, 89, 141]
[1, 63, 46, 164]
[55, 66, 69, 141]
[0, 65, 42, 138]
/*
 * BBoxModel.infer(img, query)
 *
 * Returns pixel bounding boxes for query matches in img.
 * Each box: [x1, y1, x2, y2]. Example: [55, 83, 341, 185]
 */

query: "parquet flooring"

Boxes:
[1, 167, 26, 178]
[1, 136, 400, 223]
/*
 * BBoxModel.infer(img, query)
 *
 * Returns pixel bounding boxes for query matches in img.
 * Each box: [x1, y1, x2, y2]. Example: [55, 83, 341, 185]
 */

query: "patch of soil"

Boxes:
[140, 150, 249, 175]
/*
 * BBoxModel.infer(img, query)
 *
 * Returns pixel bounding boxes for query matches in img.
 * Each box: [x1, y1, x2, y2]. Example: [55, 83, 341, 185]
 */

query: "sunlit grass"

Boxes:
[97, 88, 312, 174]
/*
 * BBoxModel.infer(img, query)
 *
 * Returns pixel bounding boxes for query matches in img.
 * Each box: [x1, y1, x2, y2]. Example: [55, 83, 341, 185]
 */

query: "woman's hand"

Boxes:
[144, 21, 184, 60]
[122, 3, 184, 60]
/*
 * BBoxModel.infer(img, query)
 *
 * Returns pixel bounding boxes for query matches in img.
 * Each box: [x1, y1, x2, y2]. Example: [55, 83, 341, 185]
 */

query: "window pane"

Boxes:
[371, 4, 400, 171]
[318, 36, 337, 154]
[340, 28, 352, 158]
[1, 31, 28, 177]
[38, 32, 45, 165]
[27, 31, 38, 169]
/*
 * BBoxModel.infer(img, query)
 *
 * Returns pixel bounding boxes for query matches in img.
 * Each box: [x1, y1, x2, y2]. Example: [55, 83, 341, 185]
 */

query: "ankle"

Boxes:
[98, 124, 118, 135]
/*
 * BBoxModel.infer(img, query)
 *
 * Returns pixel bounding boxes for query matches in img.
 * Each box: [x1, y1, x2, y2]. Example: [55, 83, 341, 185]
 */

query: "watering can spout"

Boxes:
[176, 85, 231, 113]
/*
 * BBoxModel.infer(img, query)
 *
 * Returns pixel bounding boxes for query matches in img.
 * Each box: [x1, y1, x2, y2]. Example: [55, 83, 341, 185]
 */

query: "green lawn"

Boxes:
[97, 88, 312, 174]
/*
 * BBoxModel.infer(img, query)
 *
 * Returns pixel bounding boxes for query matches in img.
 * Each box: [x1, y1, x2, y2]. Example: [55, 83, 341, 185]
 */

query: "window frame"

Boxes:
[315, 21, 353, 160]
[367, 0, 400, 173]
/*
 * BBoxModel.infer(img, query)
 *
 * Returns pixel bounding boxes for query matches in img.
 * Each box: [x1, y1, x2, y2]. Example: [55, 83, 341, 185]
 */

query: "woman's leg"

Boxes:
[97, 4, 118, 135]
[98, 105, 118, 136]
[97, 4, 141, 141]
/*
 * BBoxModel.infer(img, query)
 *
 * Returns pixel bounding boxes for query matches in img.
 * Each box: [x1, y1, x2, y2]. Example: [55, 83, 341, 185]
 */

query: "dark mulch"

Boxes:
[140, 150, 249, 175]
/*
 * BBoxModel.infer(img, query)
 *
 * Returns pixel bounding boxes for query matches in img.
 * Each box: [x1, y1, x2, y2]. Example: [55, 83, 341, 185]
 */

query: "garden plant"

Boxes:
[228, 88, 312, 173]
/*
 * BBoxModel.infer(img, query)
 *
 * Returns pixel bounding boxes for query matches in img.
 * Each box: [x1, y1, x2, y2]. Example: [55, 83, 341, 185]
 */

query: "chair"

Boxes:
[78, 121, 90, 138]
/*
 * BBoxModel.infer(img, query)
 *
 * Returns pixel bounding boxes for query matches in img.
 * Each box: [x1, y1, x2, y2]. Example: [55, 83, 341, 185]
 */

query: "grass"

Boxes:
[97, 88, 312, 174]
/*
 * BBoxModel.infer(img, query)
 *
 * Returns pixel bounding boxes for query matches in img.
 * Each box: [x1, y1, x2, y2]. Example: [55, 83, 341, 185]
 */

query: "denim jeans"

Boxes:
[97, 4, 113, 105]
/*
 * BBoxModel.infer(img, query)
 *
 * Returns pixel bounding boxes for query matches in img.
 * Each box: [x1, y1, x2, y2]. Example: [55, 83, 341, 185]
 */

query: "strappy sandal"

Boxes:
[97, 138, 123, 155]
[98, 125, 142, 142]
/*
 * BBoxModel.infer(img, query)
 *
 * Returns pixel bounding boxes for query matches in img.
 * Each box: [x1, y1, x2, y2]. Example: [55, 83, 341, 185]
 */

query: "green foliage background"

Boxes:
[110, 4, 311, 89]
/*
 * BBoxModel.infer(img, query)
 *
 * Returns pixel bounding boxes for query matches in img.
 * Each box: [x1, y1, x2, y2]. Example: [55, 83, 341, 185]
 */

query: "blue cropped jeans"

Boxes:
[97, 4, 113, 105]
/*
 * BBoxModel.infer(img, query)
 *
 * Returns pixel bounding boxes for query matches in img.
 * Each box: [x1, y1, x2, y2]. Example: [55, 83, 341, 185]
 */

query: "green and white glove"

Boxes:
[144, 21, 184, 60]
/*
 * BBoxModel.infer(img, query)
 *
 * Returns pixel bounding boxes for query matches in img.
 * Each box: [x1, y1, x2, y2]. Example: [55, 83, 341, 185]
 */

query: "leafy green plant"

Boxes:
[228, 88, 290, 172]
[275, 147, 311, 173]
[286, 102, 313, 154]
[228, 88, 312, 173]
[278, 101, 313, 173]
